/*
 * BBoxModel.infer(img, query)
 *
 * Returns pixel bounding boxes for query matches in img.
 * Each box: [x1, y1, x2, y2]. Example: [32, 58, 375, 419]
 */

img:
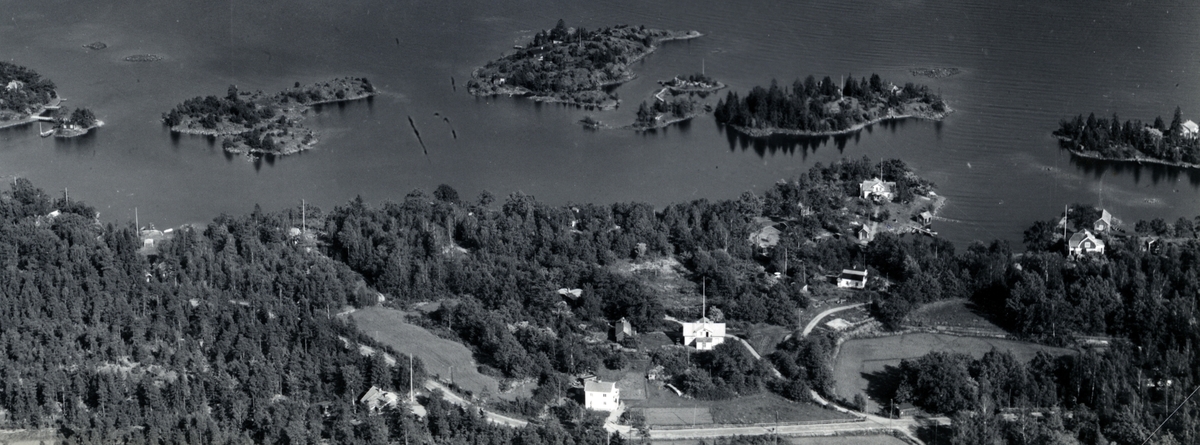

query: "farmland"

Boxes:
[628, 386, 853, 426]
[832, 333, 1074, 413]
[650, 434, 908, 445]
[349, 306, 530, 401]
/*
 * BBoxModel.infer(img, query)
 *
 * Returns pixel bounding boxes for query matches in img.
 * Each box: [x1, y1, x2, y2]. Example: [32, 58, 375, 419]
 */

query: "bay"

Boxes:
[1, 0, 1198, 247]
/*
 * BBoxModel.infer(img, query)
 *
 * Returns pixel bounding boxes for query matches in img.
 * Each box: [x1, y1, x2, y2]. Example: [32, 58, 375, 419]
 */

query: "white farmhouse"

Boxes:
[682, 317, 726, 350]
[584, 380, 620, 411]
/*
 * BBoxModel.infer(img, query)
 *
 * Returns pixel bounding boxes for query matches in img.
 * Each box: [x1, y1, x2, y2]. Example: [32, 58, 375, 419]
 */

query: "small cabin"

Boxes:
[1093, 209, 1112, 233]
[612, 317, 633, 342]
[1183, 120, 1199, 139]
[916, 211, 933, 226]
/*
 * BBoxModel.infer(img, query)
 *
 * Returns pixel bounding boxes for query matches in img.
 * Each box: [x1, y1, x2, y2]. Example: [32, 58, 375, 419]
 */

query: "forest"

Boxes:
[713, 74, 947, 135]
[2, 154, 1200, 444]
[0, 61, 58, 116]
[1053, 107, 1200, 166]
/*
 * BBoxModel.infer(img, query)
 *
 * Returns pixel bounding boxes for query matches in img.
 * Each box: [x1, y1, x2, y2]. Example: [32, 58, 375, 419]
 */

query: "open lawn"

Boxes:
[612, 256, 698, 313]
[743, 323, 791, 355]
[650, 434, 907, 445]
[833, 333, 1074, 413]
[905, 299, 1004, 331]
[630, 384, 852, 425]
[350, 306, 530, 401]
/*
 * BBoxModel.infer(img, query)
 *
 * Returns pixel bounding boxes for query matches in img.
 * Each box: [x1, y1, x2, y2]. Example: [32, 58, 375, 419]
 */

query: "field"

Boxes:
[905, 298, 1004, 331]
[630, 385, 853, 426]
[832, 333, 1074, 413]
[612, 256, 699, 313]
[651, 435, 908, 445]
[350, 306, 528, 401]
[743, 323, 792, 355]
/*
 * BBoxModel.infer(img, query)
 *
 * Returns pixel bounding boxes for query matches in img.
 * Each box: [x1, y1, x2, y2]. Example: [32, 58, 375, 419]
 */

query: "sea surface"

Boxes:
[2, 0, 1199, 247]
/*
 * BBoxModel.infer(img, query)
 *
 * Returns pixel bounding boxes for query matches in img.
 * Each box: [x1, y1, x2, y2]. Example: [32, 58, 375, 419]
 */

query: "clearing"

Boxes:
[832, 333, 1073, 413]
[905, 298, 1005, 333]
[612, 256, 698, 313]
[350, 306, 530, 401]
[651, 436, 907, 445]
[629, 385, 852, 426]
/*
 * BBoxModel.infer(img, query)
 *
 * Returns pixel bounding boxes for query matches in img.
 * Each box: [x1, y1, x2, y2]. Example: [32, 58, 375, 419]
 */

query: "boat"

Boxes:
[39, 123, 53, 138]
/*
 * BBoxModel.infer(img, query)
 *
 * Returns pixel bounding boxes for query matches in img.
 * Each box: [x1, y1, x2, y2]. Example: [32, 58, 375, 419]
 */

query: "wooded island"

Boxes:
[1053, 107, 1200, 168]
[162, 77, 375, 156]
[468, 20, 701, 109]
[714, 74, 949, 137]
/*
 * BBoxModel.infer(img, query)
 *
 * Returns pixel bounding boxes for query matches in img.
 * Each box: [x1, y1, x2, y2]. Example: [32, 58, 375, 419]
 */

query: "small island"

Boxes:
[47, 107, 102, 138]
[910, 67, 961, 79]
[162, 77, 376, 156]
[713, 74, 950, 137]
[467, 20, 701, 109]
[124, 54, 163, 62]
[629, 73, 724, 131]
[1053, 107, 1200, 168]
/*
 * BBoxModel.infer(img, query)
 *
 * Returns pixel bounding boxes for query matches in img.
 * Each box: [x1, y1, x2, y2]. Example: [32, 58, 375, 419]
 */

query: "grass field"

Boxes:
[650, 435, 907, 445]
[744, 323, 792, 355]
[833, 333, 1074, 413]
[905, 299, 1003, 331]
[350, 306, 528, 401]
[629, 384, 853, 426]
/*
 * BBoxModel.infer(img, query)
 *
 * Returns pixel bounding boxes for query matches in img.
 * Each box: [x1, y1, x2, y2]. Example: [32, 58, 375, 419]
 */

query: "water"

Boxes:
[1, 0, 1198, 247]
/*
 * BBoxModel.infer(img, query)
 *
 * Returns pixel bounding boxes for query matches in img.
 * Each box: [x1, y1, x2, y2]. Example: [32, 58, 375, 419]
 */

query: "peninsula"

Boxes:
[713, 74, 950, 137]
[467, 20, 701, 110]
[0, 61, 102, 137]
[1053, 107, 1200, 168]
[0, 61, 59, 130]
[162, 77, 376, 156]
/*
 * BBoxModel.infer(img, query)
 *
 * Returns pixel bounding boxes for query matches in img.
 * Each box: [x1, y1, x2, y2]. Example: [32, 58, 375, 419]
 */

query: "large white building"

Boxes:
[584, 380, 620, 411]
[682, 317, 726, 350]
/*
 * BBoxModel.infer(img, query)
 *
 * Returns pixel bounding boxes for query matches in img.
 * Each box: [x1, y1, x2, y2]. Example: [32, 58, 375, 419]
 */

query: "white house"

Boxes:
[682, 317, 726, 350]
[837, 269, 868, 289]
[1069, 230, 1105, 256]
[1183, 120, 1199, 139]
[1093, 209, 1113, 233]
[584, 380, 620, 411]
[860, 178, 896, 201]
[359, 386, 401, 413]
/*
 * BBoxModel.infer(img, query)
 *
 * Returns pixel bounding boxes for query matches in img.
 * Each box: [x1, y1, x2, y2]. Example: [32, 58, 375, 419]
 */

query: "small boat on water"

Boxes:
[39, 123, 53, 137]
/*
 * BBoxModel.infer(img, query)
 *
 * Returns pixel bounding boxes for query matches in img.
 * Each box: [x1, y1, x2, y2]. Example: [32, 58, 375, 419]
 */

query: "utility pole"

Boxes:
[135, 207, 139, 234]
[409, 353, 414, 403]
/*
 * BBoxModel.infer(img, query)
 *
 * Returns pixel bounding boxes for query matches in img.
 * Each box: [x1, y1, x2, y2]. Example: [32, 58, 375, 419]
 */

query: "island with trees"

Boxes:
[713, 74, 950, 137]
[628, 73, 725, 131]
[1053, 106, 1200, 168]
[467, 20, 701, 110]
[47, 107, 102, 137]
[161, 77, 376, 156]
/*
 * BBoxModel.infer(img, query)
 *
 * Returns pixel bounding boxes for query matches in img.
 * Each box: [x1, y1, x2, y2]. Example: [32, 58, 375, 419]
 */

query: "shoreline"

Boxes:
[727, 105, 952, 138]
[1058, 139, 1200, 169]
